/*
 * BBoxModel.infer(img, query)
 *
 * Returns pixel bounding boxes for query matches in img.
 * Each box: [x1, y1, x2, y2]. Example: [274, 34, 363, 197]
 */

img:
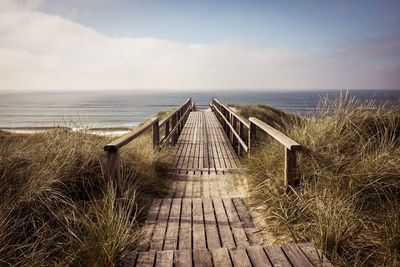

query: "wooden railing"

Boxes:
[211, 98, 300, 190]
[104, 98, 194, 196]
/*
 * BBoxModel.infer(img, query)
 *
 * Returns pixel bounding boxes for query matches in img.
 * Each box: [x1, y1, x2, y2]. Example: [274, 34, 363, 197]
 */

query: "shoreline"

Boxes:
[0, 126, 130, 136]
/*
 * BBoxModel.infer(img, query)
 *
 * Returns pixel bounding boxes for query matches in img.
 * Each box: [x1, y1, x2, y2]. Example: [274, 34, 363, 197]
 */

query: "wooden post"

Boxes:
[232, 116, 237, 152]
[107, 149, 121, 197]
[284, 147, 297, 190]
[248, 121, 257, 156]
[153, 119, 159, 149]
[238, 122, 243, 156]
[165, 120, 170, 142]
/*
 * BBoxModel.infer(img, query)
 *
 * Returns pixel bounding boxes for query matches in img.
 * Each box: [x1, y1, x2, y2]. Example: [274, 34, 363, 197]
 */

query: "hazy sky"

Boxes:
[0, 0, 399, 90]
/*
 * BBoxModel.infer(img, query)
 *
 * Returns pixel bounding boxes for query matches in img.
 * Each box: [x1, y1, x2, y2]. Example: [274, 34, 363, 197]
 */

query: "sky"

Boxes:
[0, 0, 399, 91]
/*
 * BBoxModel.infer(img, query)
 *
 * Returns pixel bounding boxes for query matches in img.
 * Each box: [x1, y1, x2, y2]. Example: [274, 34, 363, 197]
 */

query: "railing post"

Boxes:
[232, 115, 237, 152]
[285, 147, 297, 190]
[165, 120, 170, 141]
[107, 149, 121, 198]
[153, 118, 159, 149]
[238, 121, 244, 156]
[248, 120, 257, 156]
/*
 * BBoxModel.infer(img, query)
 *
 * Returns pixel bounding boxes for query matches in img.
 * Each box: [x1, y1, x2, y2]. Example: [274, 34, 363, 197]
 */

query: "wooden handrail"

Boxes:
[104, 117, 159, 151]
[212, 98, 250, 128]
[248, 117, 300, 150]
[160, 102, 194, 150]
[159, 98, 191, 128]
[104, 98, 192, 197]
[211, 98, 301, 191]
[212, 103, 248, 152]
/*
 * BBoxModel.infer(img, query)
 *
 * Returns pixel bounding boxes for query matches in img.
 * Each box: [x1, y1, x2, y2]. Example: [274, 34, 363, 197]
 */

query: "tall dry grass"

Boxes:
[0, 114, 171, 265]
[238, 95, 400, 266]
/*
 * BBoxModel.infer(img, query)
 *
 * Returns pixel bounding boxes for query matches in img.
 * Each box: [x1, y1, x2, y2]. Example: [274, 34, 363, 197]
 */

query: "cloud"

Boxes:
[0, 2, 399, 90]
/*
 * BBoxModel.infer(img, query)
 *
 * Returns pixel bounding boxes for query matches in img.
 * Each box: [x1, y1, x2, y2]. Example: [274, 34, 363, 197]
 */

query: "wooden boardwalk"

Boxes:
[123, 110, 333, 267]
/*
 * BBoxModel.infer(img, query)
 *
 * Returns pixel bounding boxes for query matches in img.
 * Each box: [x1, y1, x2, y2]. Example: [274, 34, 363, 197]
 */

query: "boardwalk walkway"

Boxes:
[124, 110, 332, 267]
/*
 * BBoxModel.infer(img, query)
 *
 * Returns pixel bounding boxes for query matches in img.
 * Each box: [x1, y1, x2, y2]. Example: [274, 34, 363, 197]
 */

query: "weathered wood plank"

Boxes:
[229, 247, 252, 267]
[178, 198, 192, 250]
[192, 198, 207, 249]
[163, 198, 182, 250]
[138, 199, 162, 250]
[203, 198, 221, 249]
[192, 173, 201, 198]
[136, 251, 156, 267]
[155, 250, 174, 267]
[150, 198, 172, 251]
[247, 246, 272, 267]
[211, 247, 232, 267]
[281, 244, 314, 267]
[213, 198, 235, 248]
[174, 250, 192, 267]
[202, 172, 210, 198]
[298, 243, 334, 267]
[263, 245, 292, 267]
[193, 249, 212, 267]
[232, 198, 259, 245]
[222, 198, 249, 248]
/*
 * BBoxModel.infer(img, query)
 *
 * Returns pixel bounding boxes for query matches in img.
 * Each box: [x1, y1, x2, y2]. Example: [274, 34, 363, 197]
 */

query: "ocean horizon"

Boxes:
[1, 89, 399, 133]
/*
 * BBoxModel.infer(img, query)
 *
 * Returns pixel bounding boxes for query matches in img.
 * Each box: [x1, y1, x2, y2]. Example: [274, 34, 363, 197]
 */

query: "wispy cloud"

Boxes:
[0, 1, 399, 90]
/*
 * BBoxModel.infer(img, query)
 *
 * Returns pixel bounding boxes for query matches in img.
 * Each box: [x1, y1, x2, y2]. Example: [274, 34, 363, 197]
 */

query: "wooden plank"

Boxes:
[298, 243, 334, 267]
[199, 115, 204, 169]
[192, 198, 207, 249]
[247, 246, 272, 267]
[193, 249, 212, 267]
[192, 173, 201, 198]
[179, 122, 194, 170]
[211, 247, 232, 267]
[179, 198, 192, 250]
[185, 176, 193, 197]
[210, 116, 226, 169]
[232, 198, 259, 245]
[202, 172, 210, 198]
[202, 112, 209, 170]
[281, 244, 314, 267]
[213, 118, 231, 169]
[229, 247, 252, 267]
[136, 251, 156, 267]
[175, 176, 185, 198]
[155, 250, 174, 267]
[163, 198, 182, 250]
[202, 198, 221, 249]
[177, 120, 194, 169]
[138, 198, 162, 250]
[209, 172, 219, 197]
[150, 198, 172, 251]
[263, 245, 292, 267]
[222, 198, 249, 248]
[213, 198, 235, 248]
[174, 250, 192, 267]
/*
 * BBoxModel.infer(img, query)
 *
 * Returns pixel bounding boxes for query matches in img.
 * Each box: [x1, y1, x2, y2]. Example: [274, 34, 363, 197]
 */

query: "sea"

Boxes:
[0, 89, 399, 135]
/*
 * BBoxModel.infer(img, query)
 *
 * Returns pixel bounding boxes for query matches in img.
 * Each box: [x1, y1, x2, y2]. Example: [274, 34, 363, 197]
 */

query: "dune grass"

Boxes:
[0, 111, 173, 266]
[236, 95, 400, 266]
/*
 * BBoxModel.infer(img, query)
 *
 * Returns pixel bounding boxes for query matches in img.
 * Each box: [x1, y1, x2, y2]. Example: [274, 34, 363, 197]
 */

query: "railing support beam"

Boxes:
[107, 149, 121, 198]
[285, 147, 298, 190]
[248, 121, 257, 156]
[153, 119, 159, 149]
